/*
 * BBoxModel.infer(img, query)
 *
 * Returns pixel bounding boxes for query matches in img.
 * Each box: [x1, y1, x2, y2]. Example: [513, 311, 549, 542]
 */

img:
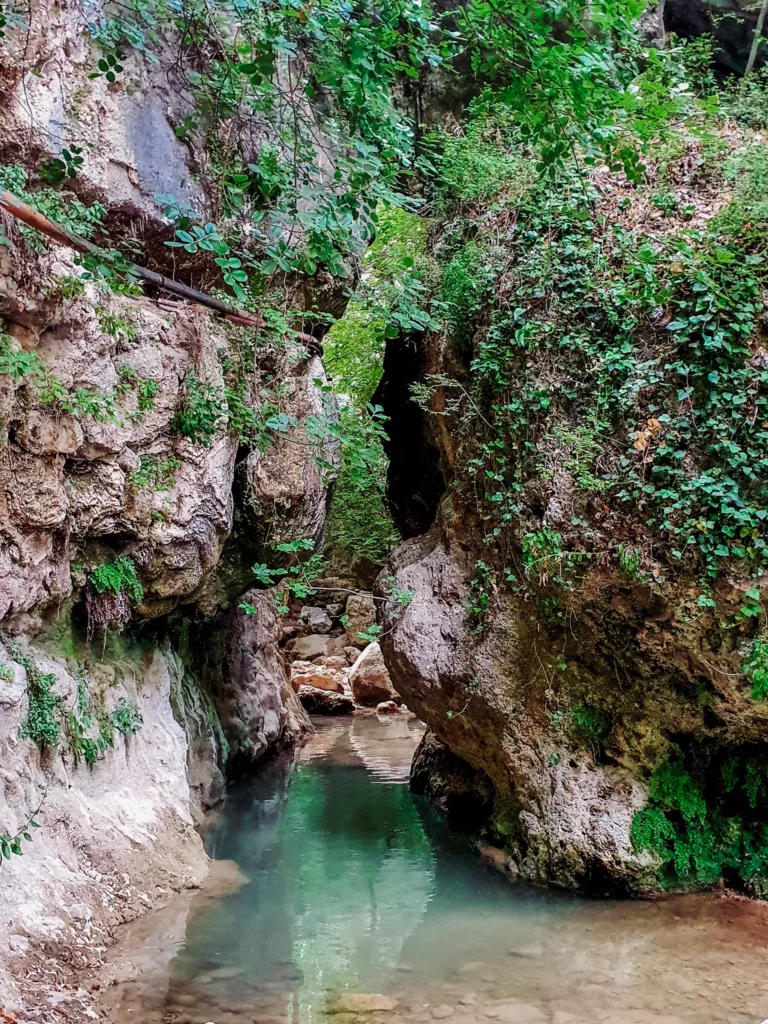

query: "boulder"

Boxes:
[289, 633, 348, 661]
[348, 642, 398, 706]
[292, 634, 332, 661]
[290, 660, 344, 693]
[298, 686, 355, 716]
[345, 646, 362, 665]
[376, 700, 406, 715]
[299, 605, 333, 632]
[314, 655, 348, 673]
[344, 593, 377, 646]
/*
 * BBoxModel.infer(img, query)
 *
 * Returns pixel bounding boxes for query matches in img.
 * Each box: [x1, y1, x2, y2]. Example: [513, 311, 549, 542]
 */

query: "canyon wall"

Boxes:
[0, 2, 342, 1013]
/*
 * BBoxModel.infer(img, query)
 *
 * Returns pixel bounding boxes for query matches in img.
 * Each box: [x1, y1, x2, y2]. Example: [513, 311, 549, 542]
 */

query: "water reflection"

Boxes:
[102, 717, 768, 1024]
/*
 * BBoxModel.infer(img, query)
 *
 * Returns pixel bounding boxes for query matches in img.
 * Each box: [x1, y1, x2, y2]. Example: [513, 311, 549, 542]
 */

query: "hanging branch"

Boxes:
[0, 190, 321, 348]
[746, 0, 768, 76]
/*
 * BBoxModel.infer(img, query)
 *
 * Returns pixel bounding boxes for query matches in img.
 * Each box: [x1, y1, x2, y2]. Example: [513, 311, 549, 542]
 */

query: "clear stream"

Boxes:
[103, 717, 768, 1024]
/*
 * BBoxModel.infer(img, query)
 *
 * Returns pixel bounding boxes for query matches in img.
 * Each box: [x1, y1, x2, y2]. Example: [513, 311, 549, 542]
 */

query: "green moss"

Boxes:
[570, 703, 611, 745]
[632, 745, 768, 892]
[323, 204, 432, 571]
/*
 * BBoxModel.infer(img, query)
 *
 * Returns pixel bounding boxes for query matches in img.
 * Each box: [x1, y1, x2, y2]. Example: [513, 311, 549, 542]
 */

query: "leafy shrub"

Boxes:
[0, 164, 106, 242]
[17, 661, 61, 750]
[745, 638, 768, 701]
[430, 106, 534, 206]
[129, 455, 181, 492]
[172, 373, 227, 446]
[90, 556, 144, 603]
[112, 697, 143, 737]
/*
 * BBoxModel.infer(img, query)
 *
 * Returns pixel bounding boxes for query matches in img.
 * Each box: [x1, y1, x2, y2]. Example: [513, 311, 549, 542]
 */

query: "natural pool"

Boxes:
[102, 717, 768, 1024]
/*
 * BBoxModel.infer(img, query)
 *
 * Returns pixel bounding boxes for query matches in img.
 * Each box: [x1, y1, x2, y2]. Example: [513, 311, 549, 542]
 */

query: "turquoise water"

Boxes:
[105, 718, 768, 1024]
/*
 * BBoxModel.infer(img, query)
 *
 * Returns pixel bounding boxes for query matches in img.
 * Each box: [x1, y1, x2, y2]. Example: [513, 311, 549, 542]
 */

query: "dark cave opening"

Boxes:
[372, 333, 446, 539]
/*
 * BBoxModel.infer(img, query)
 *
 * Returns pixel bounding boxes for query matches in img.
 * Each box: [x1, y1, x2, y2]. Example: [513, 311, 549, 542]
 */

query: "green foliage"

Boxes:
[631, 745, 768, 892]
[521, 529, 564, 584]
[65, 674, 142, 764]
[111, 697, 143, 737]
[0, 336, 156, 428]
[444, 0, 679, 180]
[172, 373, 227, 446]
[97, 310, 137, 342]
[129, 455, 181, 492]
[45, 274, 86, 300]
[0, 334, 46, 382]
[323, 408, 399, 566]
[324, 204, 435, 569]
[551, 417, 611, 493]
[424, 112, 768, 589]
[467, 559, 496, 635]
[39, 146, 84, 186]
[0, 164, 106, 242]
[0, 665, 14, 683]
[618, 543, 642, 578]
[68, 0, 440, 298]
[721, 64, 768, 128]
[90, 556, 144, 603]
[436, 239, 490, 357]
[9, 647, 62, 751]
[426, 103, 533, 207]
[745, 638, 768, 701]
[356, 623, 383, 644]
[0, 797, 42, 868]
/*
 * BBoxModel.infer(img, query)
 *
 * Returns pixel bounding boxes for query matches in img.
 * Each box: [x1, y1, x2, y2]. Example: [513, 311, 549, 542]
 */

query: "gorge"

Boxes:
[3, 0, 768, 1021]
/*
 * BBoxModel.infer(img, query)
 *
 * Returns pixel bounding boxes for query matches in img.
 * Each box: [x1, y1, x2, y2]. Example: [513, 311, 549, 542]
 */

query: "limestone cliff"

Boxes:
[379, 55, 768, 896]
[0, 0, 355, 1011]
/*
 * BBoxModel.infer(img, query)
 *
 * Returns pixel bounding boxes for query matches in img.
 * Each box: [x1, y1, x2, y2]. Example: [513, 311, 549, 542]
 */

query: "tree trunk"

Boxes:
[746, 0, 768, 76]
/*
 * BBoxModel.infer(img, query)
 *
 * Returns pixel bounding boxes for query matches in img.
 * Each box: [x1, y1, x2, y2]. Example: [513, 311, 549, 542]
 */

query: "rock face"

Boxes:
[348, 642, 399, 706]
[381, 532, 657, 892]
[0, 0, 352, 1009]
[344, 592, 378, 646]
[0, 641, 208, 1013]
[196, 590, 311, 772]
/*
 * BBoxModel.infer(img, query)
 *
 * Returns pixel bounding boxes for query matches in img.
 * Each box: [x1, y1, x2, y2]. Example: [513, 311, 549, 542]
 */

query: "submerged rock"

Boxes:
[376, 700, 407, 715]
[297, 686, 355, 715]
[328, 993, 399, 1013]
